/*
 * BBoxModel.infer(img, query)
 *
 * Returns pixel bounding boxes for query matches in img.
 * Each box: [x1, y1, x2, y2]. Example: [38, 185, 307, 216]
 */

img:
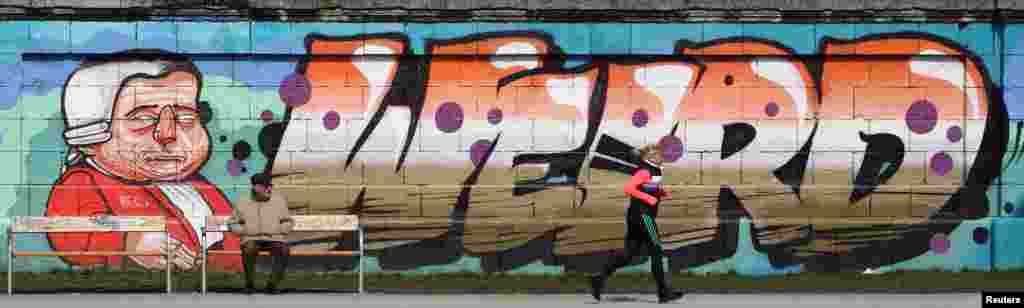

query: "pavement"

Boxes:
[0, 293, 983, 307]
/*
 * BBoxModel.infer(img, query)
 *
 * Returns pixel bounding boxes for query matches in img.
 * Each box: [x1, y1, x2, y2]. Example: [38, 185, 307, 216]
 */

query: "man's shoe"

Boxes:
[658, 290, 684, 304]
[589, 275, 605, 301]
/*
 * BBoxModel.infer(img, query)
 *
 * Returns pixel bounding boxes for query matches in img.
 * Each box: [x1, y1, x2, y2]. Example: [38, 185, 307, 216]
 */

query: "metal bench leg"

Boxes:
[358, 226, 364, 295]
[7, 229, 12, 296]
[166, 232, 172, 295]
[201, 228, 206, 295]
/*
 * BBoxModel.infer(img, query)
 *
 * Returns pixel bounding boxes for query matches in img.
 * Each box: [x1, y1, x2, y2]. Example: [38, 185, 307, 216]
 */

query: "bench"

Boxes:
[6, 216, 172, 295]
[201, 215, 364, 295]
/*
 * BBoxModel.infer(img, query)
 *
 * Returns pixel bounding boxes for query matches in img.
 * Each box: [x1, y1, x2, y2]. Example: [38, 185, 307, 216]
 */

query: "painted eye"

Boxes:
[134, 115, 158, 126]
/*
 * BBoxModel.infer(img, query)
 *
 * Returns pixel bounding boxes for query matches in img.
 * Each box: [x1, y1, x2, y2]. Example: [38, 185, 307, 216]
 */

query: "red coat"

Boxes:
[45, 166, 243, 272]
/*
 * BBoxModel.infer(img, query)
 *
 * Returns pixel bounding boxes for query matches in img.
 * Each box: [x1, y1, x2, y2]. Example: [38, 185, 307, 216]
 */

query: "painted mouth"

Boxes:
[144, 155, 186, 163]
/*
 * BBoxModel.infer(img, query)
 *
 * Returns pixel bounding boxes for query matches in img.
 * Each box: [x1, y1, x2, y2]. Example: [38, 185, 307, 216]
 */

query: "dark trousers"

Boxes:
[242, 240, 290, 289]
[598, 205, 670, 293]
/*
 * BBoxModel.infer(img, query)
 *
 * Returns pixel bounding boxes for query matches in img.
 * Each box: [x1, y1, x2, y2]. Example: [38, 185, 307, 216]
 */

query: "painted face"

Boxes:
[89, 71, 209, 182]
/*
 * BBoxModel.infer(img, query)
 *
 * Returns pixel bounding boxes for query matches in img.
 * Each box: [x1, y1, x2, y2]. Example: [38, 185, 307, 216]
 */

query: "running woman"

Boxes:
[590, 144, 684, 304]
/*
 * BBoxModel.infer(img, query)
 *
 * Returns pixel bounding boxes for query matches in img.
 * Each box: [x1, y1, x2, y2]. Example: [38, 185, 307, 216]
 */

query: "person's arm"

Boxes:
[624, 169, 658, 207]
[277, 196, 294, 233]
[227, 206, 245, 234]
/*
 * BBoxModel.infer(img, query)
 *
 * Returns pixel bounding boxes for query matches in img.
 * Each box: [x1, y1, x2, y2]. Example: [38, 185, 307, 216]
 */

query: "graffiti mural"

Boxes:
[1, 22, 1021, 276]
[266, 30, 1004, 273]
[45, 51, 243, 272]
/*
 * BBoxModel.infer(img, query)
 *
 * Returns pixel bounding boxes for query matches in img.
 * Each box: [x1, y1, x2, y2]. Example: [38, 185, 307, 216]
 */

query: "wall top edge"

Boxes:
[2, 8, 1024, 23]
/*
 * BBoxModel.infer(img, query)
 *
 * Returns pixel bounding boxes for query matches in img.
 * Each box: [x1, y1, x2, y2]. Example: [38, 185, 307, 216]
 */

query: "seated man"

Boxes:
[229, 173, 294, 294]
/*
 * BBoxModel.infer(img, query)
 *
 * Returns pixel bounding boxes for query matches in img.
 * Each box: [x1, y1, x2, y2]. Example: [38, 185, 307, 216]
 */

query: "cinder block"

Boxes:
[178, 22, 251, 54]
[70, 22, 135, 53]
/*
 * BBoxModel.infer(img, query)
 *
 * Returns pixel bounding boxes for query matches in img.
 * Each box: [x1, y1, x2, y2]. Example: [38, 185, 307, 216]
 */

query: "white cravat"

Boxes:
[157, 183, 221, 249]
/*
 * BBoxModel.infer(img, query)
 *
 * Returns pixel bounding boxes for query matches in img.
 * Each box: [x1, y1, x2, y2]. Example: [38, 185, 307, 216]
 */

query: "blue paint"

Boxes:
[434, 22, 479, 39]
[1007, 25, 1024, 55]
[253, 22, 302, 54]
[704, 23, 742, 43]
[538, 23, 591, 55]
[70, 22, 135, 53]
[742, 23, 815, 55]
[193, 57, 235, 85]
[0, 22, 28, 53]
[631, 23, 699, 55]
[855, 23, 920, 38]
[178, 22, 250, 53]
[0, 63, 21, 110]
[21, 59, 75, 95]
[875, 219, 993, 273]
[1004, 88, 1024, 119]
[591, 23, 630, 55]
[958, 23, 995, 56]
[814, 24, 855, 52]
[365, 23, 405, 35]
[920, 24, 960, 43]
[291, 23, 364, 44]
[410, 23, 478, 55]
[26, 21, 69, 53]
[0, 150, 18, 184]
[138, 21, 178, 52]
[994, 218, 1024, 270]
[234, 59, 298, 87]
[685, 218, 804, 276]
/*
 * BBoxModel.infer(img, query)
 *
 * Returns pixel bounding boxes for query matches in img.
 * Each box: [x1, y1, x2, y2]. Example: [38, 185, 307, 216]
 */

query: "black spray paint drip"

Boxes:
[772, 121, 818, 200]
[849, 131, 905, 204]
[721, 122, 756, 160]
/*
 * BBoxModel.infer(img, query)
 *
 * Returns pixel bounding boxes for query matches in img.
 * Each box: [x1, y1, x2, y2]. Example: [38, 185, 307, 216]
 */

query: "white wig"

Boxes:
[61, 61, 169, 172]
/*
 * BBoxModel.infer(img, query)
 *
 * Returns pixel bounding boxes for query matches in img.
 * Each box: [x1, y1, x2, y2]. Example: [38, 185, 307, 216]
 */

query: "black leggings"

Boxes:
[599, 208, 669, 292]
[242, 240, 290, 288]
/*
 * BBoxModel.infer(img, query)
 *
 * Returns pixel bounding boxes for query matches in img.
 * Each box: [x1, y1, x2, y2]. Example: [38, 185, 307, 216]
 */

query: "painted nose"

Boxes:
[155, 106, 177, 146]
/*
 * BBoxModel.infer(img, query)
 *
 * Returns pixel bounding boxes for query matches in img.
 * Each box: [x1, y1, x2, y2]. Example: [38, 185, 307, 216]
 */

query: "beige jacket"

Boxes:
[228, 193, 294, 243]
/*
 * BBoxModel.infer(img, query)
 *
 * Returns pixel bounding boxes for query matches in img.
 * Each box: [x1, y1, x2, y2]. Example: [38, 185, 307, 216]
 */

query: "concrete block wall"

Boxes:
[0, 20, 1023, 276]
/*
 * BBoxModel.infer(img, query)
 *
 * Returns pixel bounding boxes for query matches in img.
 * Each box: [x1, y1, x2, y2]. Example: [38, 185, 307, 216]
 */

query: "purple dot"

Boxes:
[906, 100, 938, 134]
[279, 73, 311, 107]
[946, 125, 963, 143]
[930, 233, 949, 254]
[930, 152, 953, 176]
[658, 135, 684, 163]
[487, 108, 503, 125]
[973, 227, 989, 245]
[323, 111, 341, 130]
[260, 110, 274, 123]
[435, 102, 464, 133]
[765, 102, 780, 117]
[632, 109, 649, 128]
[227, 159, 244, 177]
[469, 139, 492, 166]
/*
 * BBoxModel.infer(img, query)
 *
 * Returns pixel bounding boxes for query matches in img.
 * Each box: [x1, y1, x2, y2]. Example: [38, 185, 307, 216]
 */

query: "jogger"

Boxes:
[590, 144, 683, 304]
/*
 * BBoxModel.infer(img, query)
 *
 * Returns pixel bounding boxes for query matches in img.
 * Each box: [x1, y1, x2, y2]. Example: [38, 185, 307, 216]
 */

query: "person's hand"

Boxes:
[128, 232, 197, 271]
[658, 188, 671, 199]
